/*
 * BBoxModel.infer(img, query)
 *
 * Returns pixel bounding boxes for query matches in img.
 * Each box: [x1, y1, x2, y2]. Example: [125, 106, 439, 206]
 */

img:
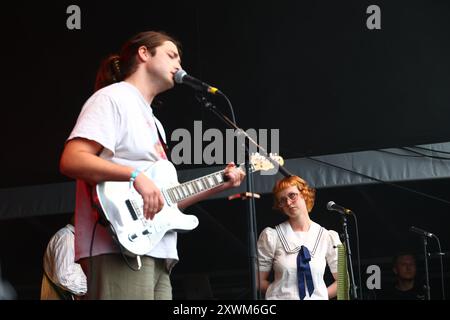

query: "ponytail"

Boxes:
[94, 54, 122, 91]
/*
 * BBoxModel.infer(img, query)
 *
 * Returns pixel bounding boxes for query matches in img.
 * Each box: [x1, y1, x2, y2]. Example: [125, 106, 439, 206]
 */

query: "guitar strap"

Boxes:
[91, 186, 108, 227]
[157, 126, 170, 158]
[153, 115, 170, 160]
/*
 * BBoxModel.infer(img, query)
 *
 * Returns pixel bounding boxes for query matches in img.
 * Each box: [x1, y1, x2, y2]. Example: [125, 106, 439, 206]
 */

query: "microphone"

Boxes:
[174, 70, 221, 95]
[410, 226, 434, 238]
[327, 201, 353, 215]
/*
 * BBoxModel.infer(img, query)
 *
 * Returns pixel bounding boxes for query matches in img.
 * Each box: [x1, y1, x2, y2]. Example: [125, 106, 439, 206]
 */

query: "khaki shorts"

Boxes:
[80, 254, 172, 300]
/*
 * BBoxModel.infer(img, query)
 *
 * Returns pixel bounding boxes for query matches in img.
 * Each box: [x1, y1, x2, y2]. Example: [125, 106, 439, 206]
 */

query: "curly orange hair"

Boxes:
[273, 175, 316, 212]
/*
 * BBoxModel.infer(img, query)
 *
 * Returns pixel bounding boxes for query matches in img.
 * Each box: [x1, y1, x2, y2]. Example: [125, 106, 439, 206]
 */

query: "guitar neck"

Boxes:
[166, 164, 247, 204]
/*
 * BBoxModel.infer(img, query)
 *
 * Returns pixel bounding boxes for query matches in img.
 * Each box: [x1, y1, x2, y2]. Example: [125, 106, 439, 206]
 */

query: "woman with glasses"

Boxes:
[257, 175, 341, 300]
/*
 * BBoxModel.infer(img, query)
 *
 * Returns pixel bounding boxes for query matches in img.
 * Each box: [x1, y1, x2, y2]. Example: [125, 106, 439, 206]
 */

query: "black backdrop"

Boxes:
[0, 0, 449, 299]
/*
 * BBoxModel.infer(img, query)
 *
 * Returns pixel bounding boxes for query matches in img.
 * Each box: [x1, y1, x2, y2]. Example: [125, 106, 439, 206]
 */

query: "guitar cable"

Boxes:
[118, 244, 142, 272]
[87, 218, 142, 299]
[105, 222, 142, 271]
[87, 219, 99, 297]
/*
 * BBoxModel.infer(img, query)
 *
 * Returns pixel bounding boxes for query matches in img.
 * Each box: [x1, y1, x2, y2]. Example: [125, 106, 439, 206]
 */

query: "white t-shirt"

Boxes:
[257, 221, 341, 300]
[68, 82, 177, 264]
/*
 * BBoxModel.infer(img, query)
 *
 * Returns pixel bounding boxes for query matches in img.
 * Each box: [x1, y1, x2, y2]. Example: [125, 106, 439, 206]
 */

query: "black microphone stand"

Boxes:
[421, 235, 431, 300]
[340, 214, 358, 300]
[195, 94, 293, 300]
[244, 138, 259, 300]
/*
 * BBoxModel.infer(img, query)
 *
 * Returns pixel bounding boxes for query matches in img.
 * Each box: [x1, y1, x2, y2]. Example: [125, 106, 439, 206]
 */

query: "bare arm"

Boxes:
[258, 271, 271, 294]
[60, 138, 164, 219]
[60, 138, 133, 185]
[328, 272, 338, 299]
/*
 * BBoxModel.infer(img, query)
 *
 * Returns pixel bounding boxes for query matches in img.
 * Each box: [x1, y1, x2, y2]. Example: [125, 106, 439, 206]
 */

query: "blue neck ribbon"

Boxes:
[297, 245, 315, 300]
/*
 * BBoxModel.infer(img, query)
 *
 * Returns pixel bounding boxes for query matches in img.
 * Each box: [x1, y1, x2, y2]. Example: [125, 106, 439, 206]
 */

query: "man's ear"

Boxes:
[137, 45, 150, 62]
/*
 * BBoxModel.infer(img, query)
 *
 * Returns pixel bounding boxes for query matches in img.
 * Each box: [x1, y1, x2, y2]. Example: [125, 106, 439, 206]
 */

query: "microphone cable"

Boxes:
[218, 91, 237, 126]
[432, 234, 446, 300]
[350, 212, 363, 299]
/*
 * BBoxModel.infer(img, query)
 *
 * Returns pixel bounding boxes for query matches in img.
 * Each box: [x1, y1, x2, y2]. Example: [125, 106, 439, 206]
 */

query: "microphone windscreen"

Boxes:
[327, 201, 335, 210]
[174, 70, 187, 84]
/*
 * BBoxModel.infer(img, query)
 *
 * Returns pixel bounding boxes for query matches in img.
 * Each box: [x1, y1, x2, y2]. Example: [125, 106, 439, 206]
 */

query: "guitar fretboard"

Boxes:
[166, 170, 227, 204]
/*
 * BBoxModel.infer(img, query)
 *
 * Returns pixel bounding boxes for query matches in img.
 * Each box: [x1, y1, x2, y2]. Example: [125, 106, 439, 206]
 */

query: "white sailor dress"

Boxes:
[257, 221, 341, 300]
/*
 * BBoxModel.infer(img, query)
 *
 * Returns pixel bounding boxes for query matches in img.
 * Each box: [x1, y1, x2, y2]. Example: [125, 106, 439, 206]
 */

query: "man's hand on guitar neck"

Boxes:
[177, 162, 246, 210]
[223, 162, 246, 188]
[133, 173, 164, 220]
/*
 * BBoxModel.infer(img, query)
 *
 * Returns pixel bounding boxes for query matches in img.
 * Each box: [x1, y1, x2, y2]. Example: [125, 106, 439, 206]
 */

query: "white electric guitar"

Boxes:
[94, 153, 284, 256]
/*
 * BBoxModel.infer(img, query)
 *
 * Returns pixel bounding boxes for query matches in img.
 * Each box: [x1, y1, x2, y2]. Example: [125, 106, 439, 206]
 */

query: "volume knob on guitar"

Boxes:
[129, 233, 138, 242]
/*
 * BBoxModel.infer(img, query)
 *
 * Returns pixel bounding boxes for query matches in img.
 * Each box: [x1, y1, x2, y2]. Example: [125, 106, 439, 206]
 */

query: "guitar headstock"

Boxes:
[249, 153, 284, 173]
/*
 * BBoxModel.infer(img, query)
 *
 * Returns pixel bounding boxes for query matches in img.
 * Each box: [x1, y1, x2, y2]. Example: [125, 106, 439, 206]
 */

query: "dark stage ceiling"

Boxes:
[1, 0, 450, 188]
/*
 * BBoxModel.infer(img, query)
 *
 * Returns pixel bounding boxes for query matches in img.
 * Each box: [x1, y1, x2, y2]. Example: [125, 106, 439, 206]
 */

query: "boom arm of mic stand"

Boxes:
[195, 94, 294, 177]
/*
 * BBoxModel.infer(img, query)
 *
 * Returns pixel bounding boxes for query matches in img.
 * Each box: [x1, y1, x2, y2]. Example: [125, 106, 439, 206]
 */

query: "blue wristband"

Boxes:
[130, 169, 141, 182]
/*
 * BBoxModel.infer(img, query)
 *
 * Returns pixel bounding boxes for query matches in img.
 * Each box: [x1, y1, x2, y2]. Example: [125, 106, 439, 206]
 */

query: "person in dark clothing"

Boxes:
[382, 253, 425, 300]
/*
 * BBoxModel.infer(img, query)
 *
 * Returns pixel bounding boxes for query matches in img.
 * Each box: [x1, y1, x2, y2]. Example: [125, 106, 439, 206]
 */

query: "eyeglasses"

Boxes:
[277, 192, 299, 207]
